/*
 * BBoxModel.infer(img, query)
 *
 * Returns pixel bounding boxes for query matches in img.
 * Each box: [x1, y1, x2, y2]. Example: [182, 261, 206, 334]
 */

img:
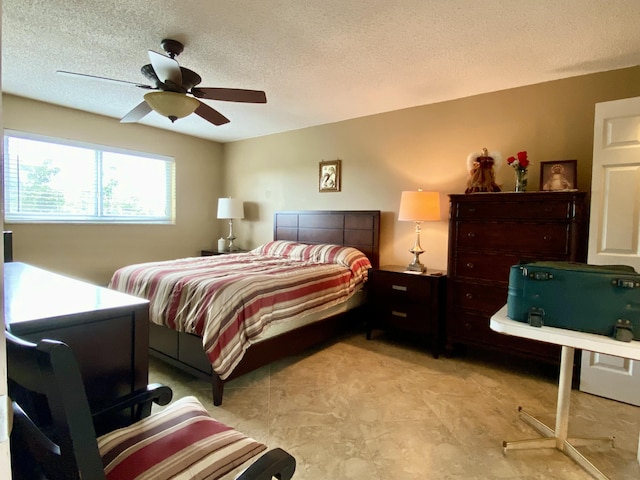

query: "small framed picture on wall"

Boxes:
[319, 159, 341, 192]
[540, 160, 577, 191]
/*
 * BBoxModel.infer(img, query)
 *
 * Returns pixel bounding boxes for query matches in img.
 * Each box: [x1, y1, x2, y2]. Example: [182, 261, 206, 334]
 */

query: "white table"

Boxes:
[490, 305, 640, 480]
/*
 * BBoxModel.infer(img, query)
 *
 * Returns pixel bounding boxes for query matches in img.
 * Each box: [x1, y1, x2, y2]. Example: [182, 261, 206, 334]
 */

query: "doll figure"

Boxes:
[465, 148, 502, 193]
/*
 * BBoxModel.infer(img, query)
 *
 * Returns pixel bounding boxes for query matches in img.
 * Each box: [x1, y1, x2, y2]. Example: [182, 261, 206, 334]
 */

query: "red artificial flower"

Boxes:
[507, 151, 529, 169]
[517, 151, 529, 168]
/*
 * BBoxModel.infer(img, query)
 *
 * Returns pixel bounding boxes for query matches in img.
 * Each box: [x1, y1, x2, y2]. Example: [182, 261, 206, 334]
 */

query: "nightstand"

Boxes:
[201, 249, 248, 256]
[367, 265, 446, 358]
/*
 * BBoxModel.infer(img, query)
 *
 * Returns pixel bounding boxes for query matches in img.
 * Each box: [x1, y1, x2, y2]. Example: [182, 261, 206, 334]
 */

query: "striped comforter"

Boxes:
[109, 241, 371, 379]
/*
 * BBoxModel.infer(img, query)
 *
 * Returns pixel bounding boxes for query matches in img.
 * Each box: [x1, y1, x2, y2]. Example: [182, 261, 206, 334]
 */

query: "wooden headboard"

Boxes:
[273, 210, 380, 268]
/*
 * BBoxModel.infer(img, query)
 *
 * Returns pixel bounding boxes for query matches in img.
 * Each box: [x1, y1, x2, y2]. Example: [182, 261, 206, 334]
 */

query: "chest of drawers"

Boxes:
[446, 192, 588, 362]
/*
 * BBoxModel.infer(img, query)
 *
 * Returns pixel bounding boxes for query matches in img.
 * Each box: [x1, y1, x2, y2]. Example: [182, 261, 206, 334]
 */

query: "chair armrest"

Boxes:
[12, 401, 60, 458]
[12, 401, 106, 479]
[236, 448, 296, 480]
[92, 383, 173, 425]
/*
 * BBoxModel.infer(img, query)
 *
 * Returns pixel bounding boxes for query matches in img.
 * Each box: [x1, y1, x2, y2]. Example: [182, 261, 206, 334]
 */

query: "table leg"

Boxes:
[503, 346, 615, 480]
[555, 345, 574, 447]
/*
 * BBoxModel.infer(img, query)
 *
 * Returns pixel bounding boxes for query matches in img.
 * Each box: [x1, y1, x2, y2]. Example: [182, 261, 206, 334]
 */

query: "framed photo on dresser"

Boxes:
[540, 160, 577, 191]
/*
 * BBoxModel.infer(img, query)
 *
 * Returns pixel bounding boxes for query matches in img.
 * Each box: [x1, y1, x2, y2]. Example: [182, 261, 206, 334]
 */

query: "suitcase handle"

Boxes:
[612, 278, 640, 289]
[525, 270, 553, 281]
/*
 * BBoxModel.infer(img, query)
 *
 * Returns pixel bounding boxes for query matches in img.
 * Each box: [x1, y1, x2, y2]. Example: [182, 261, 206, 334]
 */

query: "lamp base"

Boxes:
[227, 219, 238, 251]
[405, 249, 427, 273]
[406, 234, 427, 273]
[406, 259, 426, 273]
[405, 222, 427, 273]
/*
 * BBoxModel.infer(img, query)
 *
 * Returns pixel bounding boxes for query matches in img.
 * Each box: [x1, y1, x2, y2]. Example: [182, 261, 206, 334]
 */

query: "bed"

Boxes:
[109, 210, 380, 405]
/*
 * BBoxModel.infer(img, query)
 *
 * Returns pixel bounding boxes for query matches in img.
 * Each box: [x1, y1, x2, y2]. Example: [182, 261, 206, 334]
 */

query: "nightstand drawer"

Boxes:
[369, 270, 433, 303]
[375, 302, 432, 334]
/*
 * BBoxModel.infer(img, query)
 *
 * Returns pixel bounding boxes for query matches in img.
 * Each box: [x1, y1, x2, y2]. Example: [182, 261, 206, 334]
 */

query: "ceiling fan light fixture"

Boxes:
[143, 91, 199, 122]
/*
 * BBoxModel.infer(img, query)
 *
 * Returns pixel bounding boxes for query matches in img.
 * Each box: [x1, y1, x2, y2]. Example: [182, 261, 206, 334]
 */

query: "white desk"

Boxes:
[490, 305, 640, 480]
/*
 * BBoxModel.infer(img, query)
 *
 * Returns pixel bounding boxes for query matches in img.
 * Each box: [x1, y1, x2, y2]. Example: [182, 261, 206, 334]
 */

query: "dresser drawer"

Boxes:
[455, 222, 570, 255]
[451, 281, 507, 313]
[369, 270, 433, 303]
[451, 308, 524, 349]
[451, 252, 522, 282]
[450, 309, 494, 344]
[454, 198, 572, 220]
[450, 308, 560, 358]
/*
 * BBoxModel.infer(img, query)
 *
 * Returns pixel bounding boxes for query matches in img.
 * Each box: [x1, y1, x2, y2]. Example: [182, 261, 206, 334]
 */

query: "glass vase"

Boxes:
[514, 168, 528, 192]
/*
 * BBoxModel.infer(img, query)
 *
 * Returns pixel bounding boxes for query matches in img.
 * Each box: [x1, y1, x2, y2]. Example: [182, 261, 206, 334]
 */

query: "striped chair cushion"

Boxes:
[98, 396, 266, 480]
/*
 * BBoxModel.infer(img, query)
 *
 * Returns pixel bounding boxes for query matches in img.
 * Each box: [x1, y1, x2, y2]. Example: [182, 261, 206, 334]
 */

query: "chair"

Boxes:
[6, 332, 296, 480]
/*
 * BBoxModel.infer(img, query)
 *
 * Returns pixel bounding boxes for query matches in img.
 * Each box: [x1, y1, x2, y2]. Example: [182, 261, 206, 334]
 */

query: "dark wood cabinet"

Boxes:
[446, 192, 588, 363]
[367, 266, 446, 357]
[4, 262, 150, 431]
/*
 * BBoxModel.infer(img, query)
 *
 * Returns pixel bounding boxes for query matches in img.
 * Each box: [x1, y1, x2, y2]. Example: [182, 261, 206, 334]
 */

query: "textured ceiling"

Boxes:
[3, 1, 640, 143]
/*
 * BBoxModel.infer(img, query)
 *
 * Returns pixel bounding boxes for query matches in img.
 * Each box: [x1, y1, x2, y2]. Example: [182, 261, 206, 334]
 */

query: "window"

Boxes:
[4, 131, 175, 224]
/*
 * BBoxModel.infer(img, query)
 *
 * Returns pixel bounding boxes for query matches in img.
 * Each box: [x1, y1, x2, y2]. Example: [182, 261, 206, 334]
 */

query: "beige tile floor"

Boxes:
[149, 329, 640, 480]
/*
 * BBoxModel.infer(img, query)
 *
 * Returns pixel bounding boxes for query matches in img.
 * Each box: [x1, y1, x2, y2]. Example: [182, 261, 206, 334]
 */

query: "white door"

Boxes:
[579, 96, 640, 406]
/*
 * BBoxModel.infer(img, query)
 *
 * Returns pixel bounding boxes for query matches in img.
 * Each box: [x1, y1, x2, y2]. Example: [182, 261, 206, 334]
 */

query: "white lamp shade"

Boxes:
[217, 198, 244, 219]
[144, 91, 199, 119]
[398, 191, 441, 222]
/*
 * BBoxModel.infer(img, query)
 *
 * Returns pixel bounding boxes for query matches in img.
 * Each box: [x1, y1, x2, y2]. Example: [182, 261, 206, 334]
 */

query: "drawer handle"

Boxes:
[468, 208, 476, 213]
[391, 285, 407, 292]
[465, 293, 473, 299]
[464, 322, 472, 329]
[466, 262, 474, 269]
[467, 232, 476, 238]
[391, 310, 408, 318]
[543, 235, 552, 241]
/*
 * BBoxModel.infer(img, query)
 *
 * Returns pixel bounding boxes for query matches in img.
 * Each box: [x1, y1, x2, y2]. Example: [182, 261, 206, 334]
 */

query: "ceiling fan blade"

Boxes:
[57, 70, 153, 89]
[194, 101, 230, 126]
[191, 87, 267, 103]
[120, 101, 152, 123]
[148, 50, 182, 88]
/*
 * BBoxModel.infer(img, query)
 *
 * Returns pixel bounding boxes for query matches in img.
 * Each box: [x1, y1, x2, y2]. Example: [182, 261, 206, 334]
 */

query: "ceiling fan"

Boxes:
[58, 38, 267, 126]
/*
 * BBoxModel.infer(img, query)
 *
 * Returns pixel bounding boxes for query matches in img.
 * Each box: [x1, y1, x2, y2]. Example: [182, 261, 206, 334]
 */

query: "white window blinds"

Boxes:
[4, 131, 175, 224]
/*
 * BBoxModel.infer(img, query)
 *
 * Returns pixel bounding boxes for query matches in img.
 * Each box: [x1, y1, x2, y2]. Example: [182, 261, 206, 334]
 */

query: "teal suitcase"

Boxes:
[507, 261, 640, 341]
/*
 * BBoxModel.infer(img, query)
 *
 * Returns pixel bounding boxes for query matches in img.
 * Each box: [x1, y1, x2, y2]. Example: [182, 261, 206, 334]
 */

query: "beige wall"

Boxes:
[3, 67, 640, 283]
[3, 95, 225, 284]
[224, 66, 640, 271]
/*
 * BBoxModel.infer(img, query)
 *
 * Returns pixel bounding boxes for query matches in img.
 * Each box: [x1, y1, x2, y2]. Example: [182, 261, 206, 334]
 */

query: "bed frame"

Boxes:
[148, 210, 380, 405]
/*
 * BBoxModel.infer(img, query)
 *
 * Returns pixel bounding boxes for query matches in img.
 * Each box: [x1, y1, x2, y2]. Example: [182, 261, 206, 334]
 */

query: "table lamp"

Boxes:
[398, 190, 441, 273]
[217, 197, 244, 251]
